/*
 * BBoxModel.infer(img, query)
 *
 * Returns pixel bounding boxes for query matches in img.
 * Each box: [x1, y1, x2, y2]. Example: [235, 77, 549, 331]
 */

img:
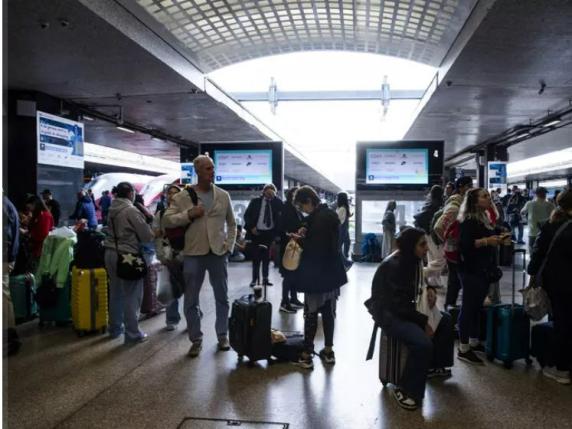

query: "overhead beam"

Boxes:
[231, 89, 424, 102]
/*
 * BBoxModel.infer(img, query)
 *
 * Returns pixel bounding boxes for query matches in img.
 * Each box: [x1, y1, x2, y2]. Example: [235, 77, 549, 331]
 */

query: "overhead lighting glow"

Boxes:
[116, 125, 135, 134]
[543, 119, 561, 128]
[82, 115, 95, 121]
[507, 147, 572, 178]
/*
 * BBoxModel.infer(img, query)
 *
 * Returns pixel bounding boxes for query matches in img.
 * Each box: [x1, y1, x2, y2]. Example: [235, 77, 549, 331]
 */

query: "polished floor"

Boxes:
[4, 262, 572, 429]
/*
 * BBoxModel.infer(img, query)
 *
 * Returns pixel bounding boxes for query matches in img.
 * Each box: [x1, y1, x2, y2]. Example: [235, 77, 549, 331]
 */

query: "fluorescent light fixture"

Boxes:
[507, 147, 572, 178]
[543, 118, 561, 128]
[82, 114, 95, 121]
[539, 179, 567, 188]
[116, 125, 135, 134]
[83, 142, 179, 174]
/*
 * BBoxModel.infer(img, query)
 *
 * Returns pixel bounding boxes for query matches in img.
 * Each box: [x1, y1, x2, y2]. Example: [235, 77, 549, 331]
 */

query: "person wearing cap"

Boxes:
[41, 189, 61, 227]
[433, 176, 474, 309]
[244, 184, 284, 287]
[520, 187, 555, 253]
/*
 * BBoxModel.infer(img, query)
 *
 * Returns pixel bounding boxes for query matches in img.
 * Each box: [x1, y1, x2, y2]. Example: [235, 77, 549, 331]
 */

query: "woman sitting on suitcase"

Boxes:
[370, 227, 452, 410]
[290, 186, 348, 369]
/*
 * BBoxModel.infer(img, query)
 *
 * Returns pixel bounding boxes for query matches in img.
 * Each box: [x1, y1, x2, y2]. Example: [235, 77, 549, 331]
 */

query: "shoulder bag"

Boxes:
[282, 239, 303, 271]
[110, 209, 148, 281]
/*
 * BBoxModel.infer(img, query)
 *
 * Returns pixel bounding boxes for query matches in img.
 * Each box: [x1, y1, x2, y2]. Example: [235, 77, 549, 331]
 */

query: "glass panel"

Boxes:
[361, 199, 425, 234]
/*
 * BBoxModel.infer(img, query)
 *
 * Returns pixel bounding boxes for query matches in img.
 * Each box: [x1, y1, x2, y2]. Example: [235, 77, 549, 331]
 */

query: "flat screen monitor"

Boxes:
[200, 142, 283, 190]
[366, 148, 429, 185]
[356, 141, 444, 190]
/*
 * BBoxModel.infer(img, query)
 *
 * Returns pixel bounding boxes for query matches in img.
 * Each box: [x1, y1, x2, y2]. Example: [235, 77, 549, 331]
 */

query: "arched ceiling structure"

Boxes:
[135, 0, 478, 72]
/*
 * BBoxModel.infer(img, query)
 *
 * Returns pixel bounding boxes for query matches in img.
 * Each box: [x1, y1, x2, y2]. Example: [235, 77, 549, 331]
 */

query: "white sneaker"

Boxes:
[543, 366, 571, 385]
[166, 323, 178, 331]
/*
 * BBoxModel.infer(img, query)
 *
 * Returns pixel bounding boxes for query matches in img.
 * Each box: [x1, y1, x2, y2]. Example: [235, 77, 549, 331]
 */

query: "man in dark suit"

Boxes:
[244, 184, 283, 287]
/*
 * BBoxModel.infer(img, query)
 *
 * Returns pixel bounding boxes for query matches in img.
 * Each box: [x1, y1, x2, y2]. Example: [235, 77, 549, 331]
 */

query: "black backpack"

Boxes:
[74, 230, 106, 269]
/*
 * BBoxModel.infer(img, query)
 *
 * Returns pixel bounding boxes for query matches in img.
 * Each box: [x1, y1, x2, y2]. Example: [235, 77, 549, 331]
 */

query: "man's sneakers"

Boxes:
[279, 302, 297, 313]
[293, 353, 314, 370]
[166, 323, 178, 331]
[188, 341, 203, 358]
[470, 343, 486, 353]
[249, 281, 256, 288]
[318, 348, 336, 365]
[457, 349, 485, 365]
[217, 336, 231, 351]
[392, 388, 418, 411]
[263, 279, 273, 286]
[124, 333, 148, 345]
[543, 367, 572, 385]
[427, 368, 452, 378]
[290, 298, 304, 309]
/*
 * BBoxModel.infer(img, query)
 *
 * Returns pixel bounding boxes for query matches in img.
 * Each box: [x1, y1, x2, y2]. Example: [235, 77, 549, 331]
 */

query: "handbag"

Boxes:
[521, 220, 571, 320]
[282, 239, 303, 271]
[110, 212, 147, 281]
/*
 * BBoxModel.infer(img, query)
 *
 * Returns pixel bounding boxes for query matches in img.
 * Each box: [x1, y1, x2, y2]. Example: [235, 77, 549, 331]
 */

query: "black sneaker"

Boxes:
[471, 343, 486, 353]
[318, 348, 336, 365]
[458, 349, 485, 365]
[427, 368, 452, 378]
[392, 388, 418, 411]
[263, 280, 273, 286]
[249, 281, 256, 288]
[293, 354, 314, 370]
[290, 298, 304, 309]
[279, 303, 297, 314]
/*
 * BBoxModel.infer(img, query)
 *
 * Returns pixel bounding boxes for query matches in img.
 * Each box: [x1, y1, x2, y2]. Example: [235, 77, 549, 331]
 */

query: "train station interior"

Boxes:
[3, 0, 572, 428]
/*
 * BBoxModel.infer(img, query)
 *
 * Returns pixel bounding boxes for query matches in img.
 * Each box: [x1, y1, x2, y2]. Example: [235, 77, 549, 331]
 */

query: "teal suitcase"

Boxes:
[485, 249, 531, 368]
[8, 274, 37, 323]
[38, 276, 72, 327]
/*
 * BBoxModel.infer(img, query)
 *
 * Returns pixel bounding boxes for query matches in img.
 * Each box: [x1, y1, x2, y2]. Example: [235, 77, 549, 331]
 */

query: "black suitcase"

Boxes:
[366, 324, 408, 387]
[229, 275, 272, 364]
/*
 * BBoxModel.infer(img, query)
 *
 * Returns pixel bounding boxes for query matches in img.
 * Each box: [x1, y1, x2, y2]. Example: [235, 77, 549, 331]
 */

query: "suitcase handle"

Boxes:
[511, 248, 526, 308]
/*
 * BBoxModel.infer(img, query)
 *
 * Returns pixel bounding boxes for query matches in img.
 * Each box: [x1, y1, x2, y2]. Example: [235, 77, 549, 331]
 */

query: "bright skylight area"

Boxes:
[209, 51, 436, 190]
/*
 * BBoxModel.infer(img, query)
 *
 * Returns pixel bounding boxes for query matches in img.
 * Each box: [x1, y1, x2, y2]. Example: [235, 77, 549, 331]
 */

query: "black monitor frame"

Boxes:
[356, 140, 444, 191]
[199, 141, 283, 191]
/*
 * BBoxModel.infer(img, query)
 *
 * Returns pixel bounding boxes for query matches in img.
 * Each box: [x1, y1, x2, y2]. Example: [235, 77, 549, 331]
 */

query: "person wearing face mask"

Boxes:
[244, 184, 283, 287]
[370, 227, 451, 410]
[291, 186, 348, 369]
[104, 182, 155, 344]
[457, 188, 509, 365]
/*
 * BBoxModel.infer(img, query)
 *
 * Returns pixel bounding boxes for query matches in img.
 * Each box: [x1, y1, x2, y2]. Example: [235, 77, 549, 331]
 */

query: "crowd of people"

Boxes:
[3, 158, 571, 413]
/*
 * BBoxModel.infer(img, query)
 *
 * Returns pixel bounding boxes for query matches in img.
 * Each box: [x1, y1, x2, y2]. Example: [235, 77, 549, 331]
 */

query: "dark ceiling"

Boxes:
[405, 0, 572, 162]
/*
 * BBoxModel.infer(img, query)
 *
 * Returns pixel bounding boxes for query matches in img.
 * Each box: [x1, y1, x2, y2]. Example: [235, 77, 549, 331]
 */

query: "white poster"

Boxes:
[37, 111, 84, 169]
[214, 149, 273, 185]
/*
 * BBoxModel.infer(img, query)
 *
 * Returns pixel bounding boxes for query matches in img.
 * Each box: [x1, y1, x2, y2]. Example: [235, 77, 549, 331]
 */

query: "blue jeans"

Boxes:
[105, 249, 145, 340]
[166, 299, 181, 325]
[384, 319, 433, 402]
[458, 271, 489, 344]
[183, 254, 229, 342]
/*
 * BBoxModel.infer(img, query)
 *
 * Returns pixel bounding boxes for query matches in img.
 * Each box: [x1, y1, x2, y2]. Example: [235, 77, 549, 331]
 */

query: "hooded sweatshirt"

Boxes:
[104, 198, 154, 254]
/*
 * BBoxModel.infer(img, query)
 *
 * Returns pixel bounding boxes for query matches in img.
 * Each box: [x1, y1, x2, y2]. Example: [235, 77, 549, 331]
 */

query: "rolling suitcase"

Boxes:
[140, 261, 163, 318]
[366, 324, 408, 387]
[229, 271, 272, 364]
[71, 267, 108, 336]
[485, 248, 531, 368]
[8, 274, 37, 323]
[38, 278, 72, 326]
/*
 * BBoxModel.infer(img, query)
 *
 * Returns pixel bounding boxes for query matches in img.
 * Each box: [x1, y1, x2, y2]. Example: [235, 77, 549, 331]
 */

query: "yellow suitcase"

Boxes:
[71, 267, 108, 336]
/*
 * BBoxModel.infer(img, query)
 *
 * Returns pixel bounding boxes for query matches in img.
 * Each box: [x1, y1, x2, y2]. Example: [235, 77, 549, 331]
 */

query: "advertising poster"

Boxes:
[366, 148, 429, 185]
[487, 161, 508, 194]
[181, 163, 197, 185]
[37, 111, 84, 169]
[214, 149, 273, 185]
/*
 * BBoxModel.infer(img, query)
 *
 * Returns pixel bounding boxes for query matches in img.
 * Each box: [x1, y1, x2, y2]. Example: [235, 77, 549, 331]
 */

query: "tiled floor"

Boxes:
[4, 262, 572, 429]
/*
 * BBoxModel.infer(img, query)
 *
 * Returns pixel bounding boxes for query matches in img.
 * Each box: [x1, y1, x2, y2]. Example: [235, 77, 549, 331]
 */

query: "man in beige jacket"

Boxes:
[163, 155, 237, 357]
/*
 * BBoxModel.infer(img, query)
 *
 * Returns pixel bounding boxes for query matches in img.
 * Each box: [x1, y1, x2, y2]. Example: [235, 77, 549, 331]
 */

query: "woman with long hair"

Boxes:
[291, 186, 347, 369]
[24, 195, 54, 271]
[381, 201, 397, 259]
[370, 227, 453, 410]
[457, 188, 508, 365]
[336, 192, 352, 263]
[528, 187, 572, 384]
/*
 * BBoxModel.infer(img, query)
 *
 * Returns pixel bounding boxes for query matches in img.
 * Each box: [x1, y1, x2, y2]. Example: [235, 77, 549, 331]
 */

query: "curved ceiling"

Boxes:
[135, 0, 478, 72]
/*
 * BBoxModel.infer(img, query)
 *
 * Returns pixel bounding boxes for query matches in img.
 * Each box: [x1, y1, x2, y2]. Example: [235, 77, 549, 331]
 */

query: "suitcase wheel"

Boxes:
[486, 354, 495, 362]
[381, 381, 388, 387]
[238, 355, 244, 362]
[76, 330, 86, 338]
[525, 358, 532, 366]
[38, 320, 46, 328]
[503, 361, 513, 369]
[100, 327, 107, 335]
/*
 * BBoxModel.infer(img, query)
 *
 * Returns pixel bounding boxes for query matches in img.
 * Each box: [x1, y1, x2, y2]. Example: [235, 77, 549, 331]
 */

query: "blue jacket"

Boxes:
[100, 195, 112, 212]
[3, 196, 20, 263]
[71, 196, 98, 229]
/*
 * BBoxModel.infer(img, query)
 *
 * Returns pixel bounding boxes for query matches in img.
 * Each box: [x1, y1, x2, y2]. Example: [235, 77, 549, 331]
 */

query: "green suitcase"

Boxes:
[8, 273, 38, 323]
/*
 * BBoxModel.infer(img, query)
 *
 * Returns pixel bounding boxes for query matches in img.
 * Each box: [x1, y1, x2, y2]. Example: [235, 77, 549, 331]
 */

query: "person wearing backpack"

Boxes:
[528, 187, 572, 384]
[433, 176, 473, 310]
[457, 188, 508, 365]
[415, 186, 444, 287]
[154, 185, 185, 331]
[381, 201, 397, 259]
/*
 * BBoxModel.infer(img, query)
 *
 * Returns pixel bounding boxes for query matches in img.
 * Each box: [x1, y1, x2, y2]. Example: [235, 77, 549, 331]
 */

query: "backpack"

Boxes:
[443, 220, 460, 263]
[161, 187, 198, 252]
[74, 230, 106, 268]
[360, 233, 382, 262]
[429, 208, 444, 245]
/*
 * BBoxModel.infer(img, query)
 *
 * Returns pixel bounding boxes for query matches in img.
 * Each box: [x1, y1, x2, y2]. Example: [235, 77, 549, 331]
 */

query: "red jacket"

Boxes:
[30, 210, 54, 257]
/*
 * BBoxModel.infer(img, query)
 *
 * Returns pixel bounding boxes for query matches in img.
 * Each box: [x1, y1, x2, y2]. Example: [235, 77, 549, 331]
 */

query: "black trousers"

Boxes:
[303, 300, 335, 353]
[251, 230, 274, 283]
[281, 274, 298, 304]
[445, 261, 462, 308]
[548, 290, 572, 371]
